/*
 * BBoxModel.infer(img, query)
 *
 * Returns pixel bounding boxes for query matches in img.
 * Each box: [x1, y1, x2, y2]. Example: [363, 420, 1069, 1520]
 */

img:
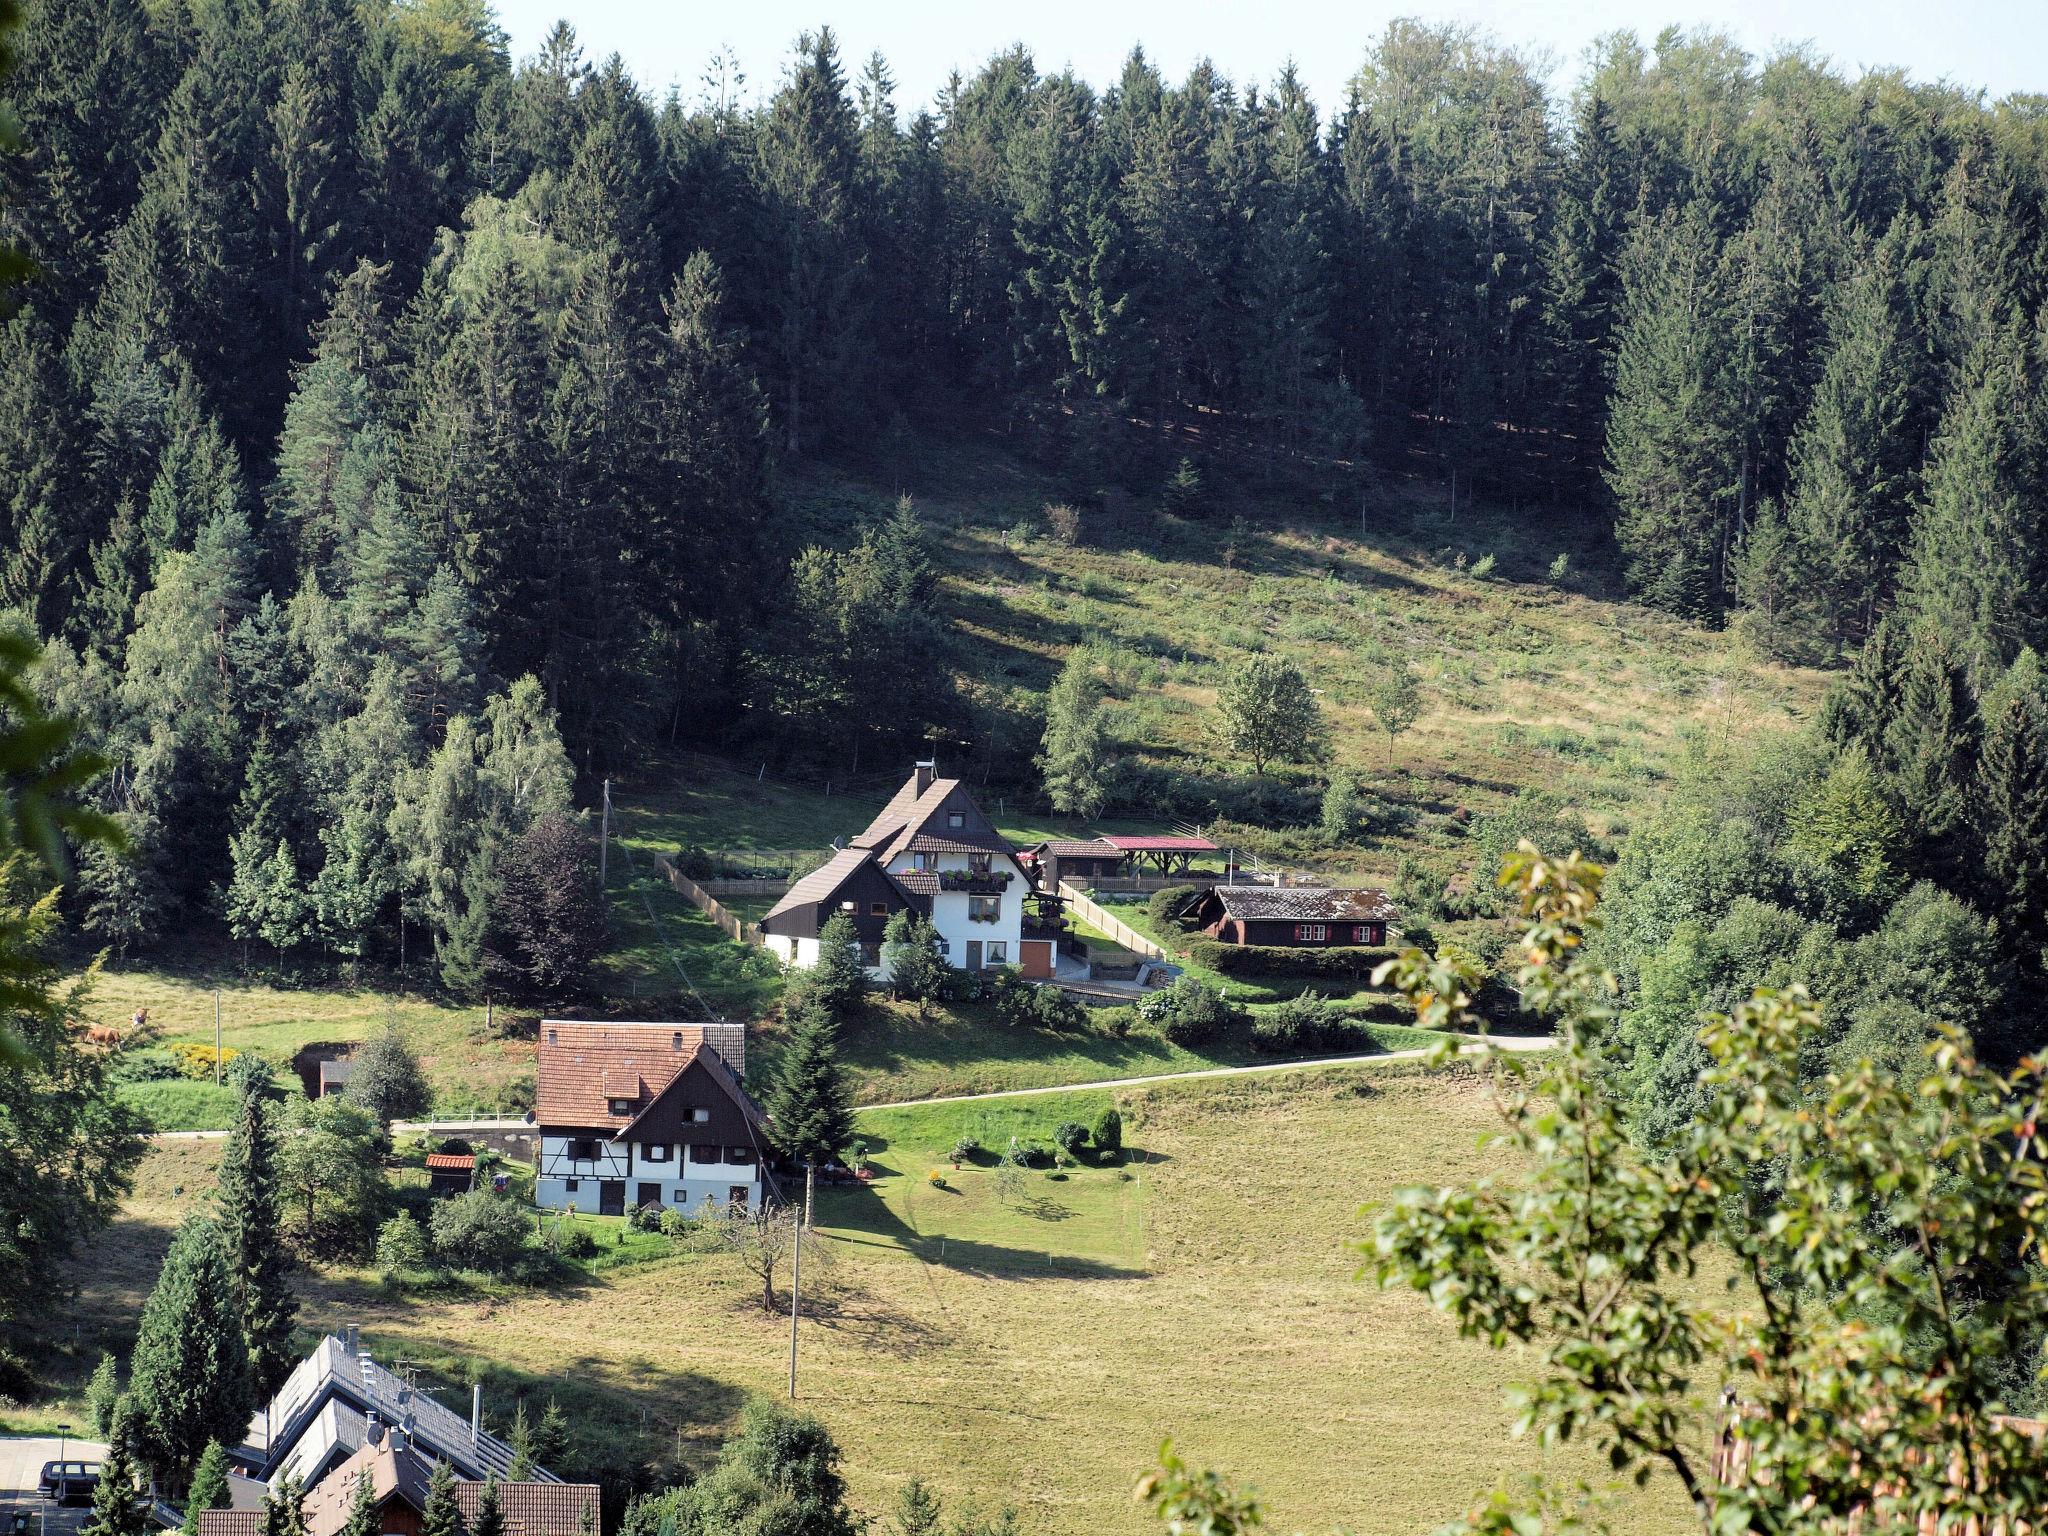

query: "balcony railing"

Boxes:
[938, 870, 1013, 893]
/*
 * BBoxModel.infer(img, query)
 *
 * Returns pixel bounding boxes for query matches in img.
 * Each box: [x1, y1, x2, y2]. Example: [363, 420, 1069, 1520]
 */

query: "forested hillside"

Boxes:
[2, 0, 2045, 986]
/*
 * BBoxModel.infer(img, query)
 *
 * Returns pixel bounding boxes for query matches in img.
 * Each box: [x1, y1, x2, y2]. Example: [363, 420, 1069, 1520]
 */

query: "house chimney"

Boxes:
[671, 1031, 683, 1052]
[470, 1385, 481, 1447]
[913, 759, 936, 794]
[343, 1325, 359, 1356]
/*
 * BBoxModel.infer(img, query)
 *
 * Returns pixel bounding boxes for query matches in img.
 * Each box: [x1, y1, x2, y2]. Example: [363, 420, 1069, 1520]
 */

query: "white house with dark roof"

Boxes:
[760, 762, 1048, 979]
[532, 1020, 767, 1217]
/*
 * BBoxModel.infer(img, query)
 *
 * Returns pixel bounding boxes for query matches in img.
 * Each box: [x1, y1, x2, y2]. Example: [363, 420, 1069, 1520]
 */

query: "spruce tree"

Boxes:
[471, 1478, 505, 1536]
[797, 912, 868, 1022]
[765, 997, 855, 1167]
[1898, 319, 2042, 674]
[1038, 651, 1111, 819]
[130, 1215, 253, 1482]
[181, 1443, 233, 1536]
[530, 1399, 569, 1472]
[1977, 685, 2048, 964]
[1605, 202, 1742, 617]
[85, 1350, 121, 1436]
[81, 1397, 147, 1536]
[218, 1071, 298, 1398]
[418, 1462, 459, 1536]
[335, 1464, 377, 1536]
[506, 1401, 535, 1480]
[257, 1474, 305, 1536]
[1883, 634, 1980, 885]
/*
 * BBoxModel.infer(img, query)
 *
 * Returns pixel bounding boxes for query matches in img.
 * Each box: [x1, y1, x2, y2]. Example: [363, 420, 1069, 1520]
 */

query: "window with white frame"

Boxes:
[1295, 924, 1328, 942]
[986, 942, 1008, 965]
[643, 1144, 672, 1163]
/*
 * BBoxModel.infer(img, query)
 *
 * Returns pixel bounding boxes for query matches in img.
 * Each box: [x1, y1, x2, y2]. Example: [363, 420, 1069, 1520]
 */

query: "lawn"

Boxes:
[82, 969, 534, 1124]
[46, 1062, 1694, 1535]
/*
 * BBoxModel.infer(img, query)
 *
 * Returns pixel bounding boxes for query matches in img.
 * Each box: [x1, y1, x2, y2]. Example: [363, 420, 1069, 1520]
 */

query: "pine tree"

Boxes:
[471, 1478, 505, 1536]
[1898, 319, 2042, 675]
[796, 911, 868, 1022]
[218, 1071, 298, 1398]
[130, 1215, 253, 1482]
[181, 1442, 233, 1536]
[418, 1461, 459, 1536]
[335, 1465, 377, 1536]
[0, 311, 84, 635]
[257, 1474, 305, 1536]
[1779, 221, 1923, 653]
[81, 1397, 147, 1536]
[1038, 651, 1112, 818]
[1883, 634, 1980, 885]
[1976, 682, 2048, 964]
[891, 1479, 943, 1536]
[86, 1351, 122, 1436]
[506, 1401, 536, 1480]
[1541, 90, 1629, 487]
[530, 1399, 569, 1472]
[765, 997, 855, 1167]
[1605, 202, 1742, 617]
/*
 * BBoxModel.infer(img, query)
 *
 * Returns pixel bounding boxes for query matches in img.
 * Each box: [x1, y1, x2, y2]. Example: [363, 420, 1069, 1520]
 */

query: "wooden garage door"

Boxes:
[1020, 939, 1053, 979]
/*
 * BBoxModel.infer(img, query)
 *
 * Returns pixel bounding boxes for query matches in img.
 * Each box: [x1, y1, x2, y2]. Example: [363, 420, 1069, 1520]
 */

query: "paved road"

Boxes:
[151, 1036, 1553, 1137]
[854, 1033, 1552, 1112]
[0, 1436, 109, 1536]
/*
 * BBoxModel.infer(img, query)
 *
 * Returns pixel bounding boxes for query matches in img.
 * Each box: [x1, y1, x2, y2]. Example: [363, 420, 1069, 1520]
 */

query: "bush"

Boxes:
[560, 1227, 599, 1260]
[1146, 884, 1206, 933]
[224, 1052, 275, 1095]
[949, 1136, 983, 1163]
[167, 1041, 237, 1080]
[631, 1204, 664, 1231]
[110, 1048, 183, 1084]
[376, 1213, 430, 1275]
[1004, 1140, 1053, 1169]
[990, 970, 1087, 1032]
[927, 1170, 948, 1189]
[1045, 502, 1083, 546]
[428, 1191, 529, 1275]
[1183, 939, 1398, 982]
[658, 1207, 691, 1238]
[1091, 1106, 1123, 1156]
[1137, 976, 1240, 1046]
[1053, 1122, 1089, 1159]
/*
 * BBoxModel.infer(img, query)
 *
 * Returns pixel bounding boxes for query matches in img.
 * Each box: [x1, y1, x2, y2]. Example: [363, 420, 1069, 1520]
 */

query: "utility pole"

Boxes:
[599, 777, 612, 887]
[214, 992, 222, 1086]
[805, 1161, 816, 1230]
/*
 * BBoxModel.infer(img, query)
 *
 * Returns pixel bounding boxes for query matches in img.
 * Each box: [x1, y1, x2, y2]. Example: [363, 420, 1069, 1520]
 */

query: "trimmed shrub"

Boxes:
[949, 1136, 984, 1163]
[989, 970, 1087, 1031]
[1146, 884, 1206, 933]
[1091, 1106, 1123, 1156]
[1052, 1122, 1089, 1159]
[1183, 939, 1398, 982]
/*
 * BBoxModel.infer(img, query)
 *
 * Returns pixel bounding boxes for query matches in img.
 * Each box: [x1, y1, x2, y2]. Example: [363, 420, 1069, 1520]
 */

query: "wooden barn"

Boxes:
[1186, 886, 1398, 947]
[1021, 837, 1124, 890]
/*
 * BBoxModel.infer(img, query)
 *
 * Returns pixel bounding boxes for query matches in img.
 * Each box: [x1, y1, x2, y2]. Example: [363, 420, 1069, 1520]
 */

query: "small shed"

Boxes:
[1024, 838, 1125, 890]
[425, 1152, 476, 1197]
[1188, 886, 1399, 948]
[316, 1057, 355, 1099]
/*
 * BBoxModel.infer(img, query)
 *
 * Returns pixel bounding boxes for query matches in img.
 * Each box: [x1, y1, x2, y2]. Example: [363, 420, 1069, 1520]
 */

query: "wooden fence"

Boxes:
[656, 854, 763, 946]
[698, 876, 791, 898]
[1058, 882, 1171, 961]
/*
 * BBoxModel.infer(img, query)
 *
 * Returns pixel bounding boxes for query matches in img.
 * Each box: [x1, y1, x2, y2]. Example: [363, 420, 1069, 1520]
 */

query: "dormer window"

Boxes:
[609, 1098, 633, 1116]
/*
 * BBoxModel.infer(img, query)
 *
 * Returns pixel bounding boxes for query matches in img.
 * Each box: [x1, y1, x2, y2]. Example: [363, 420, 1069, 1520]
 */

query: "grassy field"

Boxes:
[45, 1062, 1693, 1536]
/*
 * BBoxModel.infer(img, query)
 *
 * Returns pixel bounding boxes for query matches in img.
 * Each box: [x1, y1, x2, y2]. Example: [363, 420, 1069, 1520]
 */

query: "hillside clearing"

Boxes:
[46, 1064, 1692, 1536]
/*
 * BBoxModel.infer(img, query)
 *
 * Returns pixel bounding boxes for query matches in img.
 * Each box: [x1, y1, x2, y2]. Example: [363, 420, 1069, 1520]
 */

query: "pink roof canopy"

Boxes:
[1101, 835, 1219, 852]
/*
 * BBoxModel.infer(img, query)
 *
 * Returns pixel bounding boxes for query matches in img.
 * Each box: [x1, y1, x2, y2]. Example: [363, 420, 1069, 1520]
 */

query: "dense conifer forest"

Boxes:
[3, 0, 2047, 992]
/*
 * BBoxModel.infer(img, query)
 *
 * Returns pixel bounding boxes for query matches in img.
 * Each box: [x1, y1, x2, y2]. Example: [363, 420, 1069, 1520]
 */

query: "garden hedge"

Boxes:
[1183, 939, 1400, 981]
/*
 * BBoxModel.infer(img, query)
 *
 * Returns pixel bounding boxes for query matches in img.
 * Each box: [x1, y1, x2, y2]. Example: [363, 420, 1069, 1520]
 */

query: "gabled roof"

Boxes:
[424, 1153, 474, 1172]
[1030, 838, 1123, 859]
[851, 771, 1016, 865]
[616, 1042, 766, 1138]
[1204, 886, 1399, 923]
[760, 846, 912, 927]
[536, 1022, 748, 1128]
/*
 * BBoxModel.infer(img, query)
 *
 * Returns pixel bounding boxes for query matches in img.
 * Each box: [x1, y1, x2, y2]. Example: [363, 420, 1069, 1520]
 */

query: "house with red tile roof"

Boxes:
[533, 1020, 768, 1217]
[760, 762, 1052, 979]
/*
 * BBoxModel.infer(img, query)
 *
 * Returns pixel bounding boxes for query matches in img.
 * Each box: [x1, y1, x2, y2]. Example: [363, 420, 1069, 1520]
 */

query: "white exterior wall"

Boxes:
[535, 1133, 761, 1214]
[764, 933, 818, 969]
[885, 850, 1025, 969]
